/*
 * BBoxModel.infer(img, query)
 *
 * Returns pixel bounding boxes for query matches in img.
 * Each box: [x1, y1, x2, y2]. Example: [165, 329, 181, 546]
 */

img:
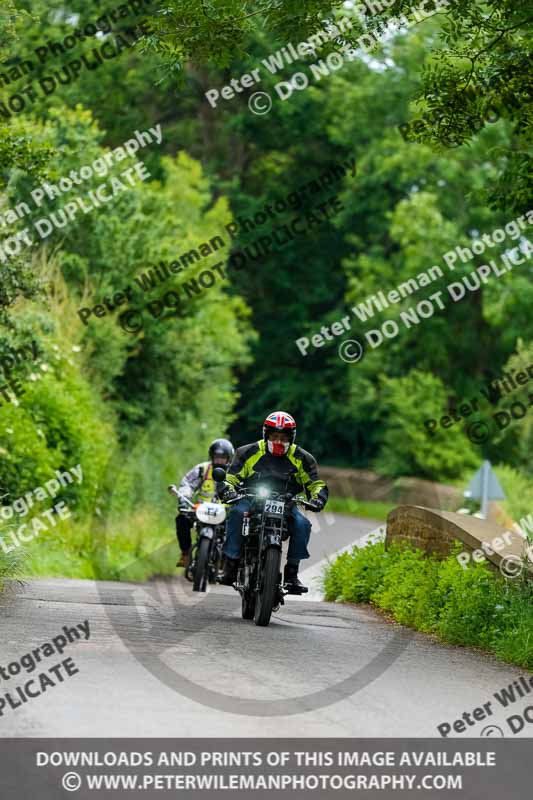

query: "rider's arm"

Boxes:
[222, 442, 260, 495]
[178, 463, 204, 499]
[294, 448, 329, 506]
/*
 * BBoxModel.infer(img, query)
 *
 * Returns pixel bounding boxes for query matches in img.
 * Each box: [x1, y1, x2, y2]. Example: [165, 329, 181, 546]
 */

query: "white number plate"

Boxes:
[265, 499, 285, 516]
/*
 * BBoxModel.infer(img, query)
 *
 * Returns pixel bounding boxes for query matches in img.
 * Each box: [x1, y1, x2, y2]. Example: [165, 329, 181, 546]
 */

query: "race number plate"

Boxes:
[264, 499, 285, 516]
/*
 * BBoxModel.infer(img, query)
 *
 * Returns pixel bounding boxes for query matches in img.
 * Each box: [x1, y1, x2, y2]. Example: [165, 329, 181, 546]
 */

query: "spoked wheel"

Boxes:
[241, 589, 256, 620]
[254, 547, 281, 627]
[193, 537, 211, 592]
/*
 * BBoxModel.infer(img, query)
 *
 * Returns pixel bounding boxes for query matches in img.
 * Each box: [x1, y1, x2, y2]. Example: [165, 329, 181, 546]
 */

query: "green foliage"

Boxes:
[325, 496, 395, 521]
[373, 370, 479, 480]
[143, 0, 349, 71]
[323, 538, 388, 604]
[0, 0, 531, 588]
[490, 340, 533, 475]
[324, 541, 533, 668]
[0, 365, 113, 507]
[496, 464, 533, 524]
[380, 0, 533, 211]
[22, 510, 175, 583]
[371, 545, 441, 628]
[0, 535, 24, 592]
[0, 102, 253, 582]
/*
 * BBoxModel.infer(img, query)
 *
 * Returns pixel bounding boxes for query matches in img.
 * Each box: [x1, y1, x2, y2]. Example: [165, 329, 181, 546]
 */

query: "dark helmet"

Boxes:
[208, 438, 234, 466]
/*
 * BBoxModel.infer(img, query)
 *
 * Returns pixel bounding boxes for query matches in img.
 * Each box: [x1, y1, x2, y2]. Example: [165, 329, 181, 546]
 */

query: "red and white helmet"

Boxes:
[263, 411, 296, 456]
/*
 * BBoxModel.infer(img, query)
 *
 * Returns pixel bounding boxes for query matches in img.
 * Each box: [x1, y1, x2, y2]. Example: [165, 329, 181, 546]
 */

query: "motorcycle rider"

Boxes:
[171, 438, 235, 568]
[219, 412, 328, 594]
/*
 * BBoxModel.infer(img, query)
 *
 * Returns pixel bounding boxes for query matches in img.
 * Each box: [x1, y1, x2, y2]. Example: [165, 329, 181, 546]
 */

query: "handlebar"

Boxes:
[168, 484, 195, 511]
[169, 484, 323, 513]
[295, 496, 323, 512]
[223, 489, 322, 512]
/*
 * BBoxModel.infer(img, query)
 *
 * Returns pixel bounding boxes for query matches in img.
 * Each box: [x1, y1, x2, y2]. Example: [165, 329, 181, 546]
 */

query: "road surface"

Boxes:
[0, 512, 530, 738]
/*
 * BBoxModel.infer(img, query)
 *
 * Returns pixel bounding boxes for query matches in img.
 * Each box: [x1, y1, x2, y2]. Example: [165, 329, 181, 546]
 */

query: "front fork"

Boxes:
[256, 529, 287, 610]
[236, 515, 288, 609]
[189, 529, 216, 580]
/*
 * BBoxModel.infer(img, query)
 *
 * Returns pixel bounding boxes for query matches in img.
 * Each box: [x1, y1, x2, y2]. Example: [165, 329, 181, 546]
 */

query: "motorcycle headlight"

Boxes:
[257, 486, 270, 498]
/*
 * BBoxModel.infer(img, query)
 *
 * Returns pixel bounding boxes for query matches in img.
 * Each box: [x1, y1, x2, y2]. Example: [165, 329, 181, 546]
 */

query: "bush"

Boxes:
[324, 541, 533, 669]
[495, 464, 533, 525]
[324, 539, 388, 603]
[371, 544, 440, 628]
[374, 370, 479, 481]
[0, 537, 24, 593]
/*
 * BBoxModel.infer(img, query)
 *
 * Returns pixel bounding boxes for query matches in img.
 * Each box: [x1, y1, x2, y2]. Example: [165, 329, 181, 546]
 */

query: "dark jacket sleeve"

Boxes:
[223, 443, 259, 490]
[295, 447, 329, 505]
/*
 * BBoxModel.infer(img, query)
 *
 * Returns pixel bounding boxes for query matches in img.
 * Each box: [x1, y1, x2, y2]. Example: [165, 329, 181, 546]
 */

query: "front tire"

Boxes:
[254, 547, 281, 627]
[242, 589, 256, 620]
[193, 537, 211, 592]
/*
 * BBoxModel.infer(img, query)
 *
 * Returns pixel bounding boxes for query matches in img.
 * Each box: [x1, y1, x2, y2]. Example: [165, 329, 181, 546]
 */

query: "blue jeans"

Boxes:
[223, 499, 311, 564]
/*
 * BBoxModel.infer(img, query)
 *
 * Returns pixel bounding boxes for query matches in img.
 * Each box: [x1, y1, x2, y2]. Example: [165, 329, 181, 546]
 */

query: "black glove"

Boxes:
[310, 496, 325, 512]
[220, 485, 238, 503]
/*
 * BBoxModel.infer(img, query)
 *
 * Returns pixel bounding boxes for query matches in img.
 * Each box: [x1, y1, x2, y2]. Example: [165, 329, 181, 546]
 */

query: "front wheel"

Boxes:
[193, 536, 211, 592]
[241, 589, 256, 620]
[254, 547, 281, 627]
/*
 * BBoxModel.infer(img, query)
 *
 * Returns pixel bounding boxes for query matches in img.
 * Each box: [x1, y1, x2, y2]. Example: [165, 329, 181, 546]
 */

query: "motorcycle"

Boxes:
[168, 484, 227, 592]
[222, 484, 320, 627]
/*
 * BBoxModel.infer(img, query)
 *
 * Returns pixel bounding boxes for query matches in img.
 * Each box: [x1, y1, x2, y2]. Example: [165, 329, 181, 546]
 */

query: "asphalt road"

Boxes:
[1, 512, 531, 738]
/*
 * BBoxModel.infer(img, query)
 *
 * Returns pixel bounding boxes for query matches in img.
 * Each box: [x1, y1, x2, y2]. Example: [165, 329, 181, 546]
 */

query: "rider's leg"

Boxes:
[220, 499, 250, 584]
[284, 507, 311, 593]
[286, 506, 311, 563]
[222, 499, 250, 559]
[176, 514, 193, 567]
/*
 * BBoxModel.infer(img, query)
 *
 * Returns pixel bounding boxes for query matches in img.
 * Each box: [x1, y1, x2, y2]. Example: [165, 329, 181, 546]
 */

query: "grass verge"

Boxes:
[12, 509, 178, 582]
[0, 539, 24, 595]
[326, 496, 396, 521]
[324, 540, 533, 670]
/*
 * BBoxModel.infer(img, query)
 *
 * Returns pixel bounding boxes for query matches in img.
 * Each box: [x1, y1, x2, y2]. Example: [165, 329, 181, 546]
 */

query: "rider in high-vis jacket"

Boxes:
[219, 412, 328, 593]
[173, 438, 234, 568]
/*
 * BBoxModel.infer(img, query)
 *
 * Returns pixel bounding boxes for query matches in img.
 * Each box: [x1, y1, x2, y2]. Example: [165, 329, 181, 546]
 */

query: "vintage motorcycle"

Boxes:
[168, 484, 226, 592]
[222, 483, 320, 627]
